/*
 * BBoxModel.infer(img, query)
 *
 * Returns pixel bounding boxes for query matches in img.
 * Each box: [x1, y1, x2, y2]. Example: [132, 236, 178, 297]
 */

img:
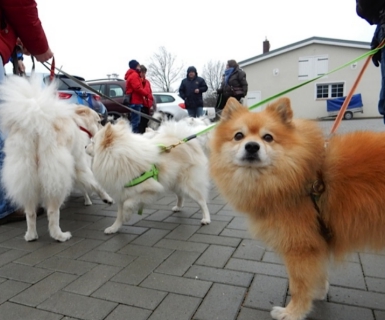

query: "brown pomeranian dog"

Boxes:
[209, 97, 385, 320]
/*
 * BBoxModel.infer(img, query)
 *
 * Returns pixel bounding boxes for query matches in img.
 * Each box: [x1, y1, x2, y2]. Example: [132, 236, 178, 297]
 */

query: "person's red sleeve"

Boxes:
[1, 0, 49, 56]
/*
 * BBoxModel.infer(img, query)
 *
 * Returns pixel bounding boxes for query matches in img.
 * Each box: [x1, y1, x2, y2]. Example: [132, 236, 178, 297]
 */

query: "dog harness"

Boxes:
[123, 164, 159, 215]
[309, 177, 333, 242]
[124, 164, 159, 188]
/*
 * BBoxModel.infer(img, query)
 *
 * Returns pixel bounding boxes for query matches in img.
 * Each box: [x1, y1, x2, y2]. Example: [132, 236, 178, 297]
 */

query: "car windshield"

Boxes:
[43, 76, 89, 91]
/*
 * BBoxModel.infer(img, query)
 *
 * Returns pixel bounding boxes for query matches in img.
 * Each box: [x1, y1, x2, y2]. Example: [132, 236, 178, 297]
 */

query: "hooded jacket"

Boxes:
[217, 67, 248, 99]
[124, 68, 148, 105]
[356, 0, 385, 25]
[178, 66, 208, 109]
[0, 0, 49, 65]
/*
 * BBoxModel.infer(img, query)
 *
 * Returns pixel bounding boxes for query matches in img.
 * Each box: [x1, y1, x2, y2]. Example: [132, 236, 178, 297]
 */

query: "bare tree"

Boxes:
[147, 46, 184, 92]
[201, 60, 225, 93]
[201, 60, 225, 107]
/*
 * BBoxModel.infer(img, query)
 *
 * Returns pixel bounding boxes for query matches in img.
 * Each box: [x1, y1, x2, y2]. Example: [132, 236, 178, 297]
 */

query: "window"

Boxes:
[89, 84, 105, 95]
[154, 94, 175, 104]
[109, 84, 124, 97]
[316, 83, 344, 99]
[298, 55, 328, 80]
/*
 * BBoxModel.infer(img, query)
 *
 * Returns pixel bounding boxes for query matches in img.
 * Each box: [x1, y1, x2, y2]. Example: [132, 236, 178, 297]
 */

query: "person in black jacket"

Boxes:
[179, 66, 208, 118]
[357, 0, 385, 121]
[216, 59, 248, 113]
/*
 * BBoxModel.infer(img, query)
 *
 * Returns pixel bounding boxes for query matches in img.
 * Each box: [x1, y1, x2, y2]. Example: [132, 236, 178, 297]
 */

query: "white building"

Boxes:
[238, 37, 381, 120]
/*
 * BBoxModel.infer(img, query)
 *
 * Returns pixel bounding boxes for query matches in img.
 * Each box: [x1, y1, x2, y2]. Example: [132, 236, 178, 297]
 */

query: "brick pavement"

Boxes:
[0, 186, 384, 320]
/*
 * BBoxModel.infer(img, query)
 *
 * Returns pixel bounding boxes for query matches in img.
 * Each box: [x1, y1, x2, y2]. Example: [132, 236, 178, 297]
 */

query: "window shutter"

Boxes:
[298, 58, 310, 80]
[316, 56, 328, 77]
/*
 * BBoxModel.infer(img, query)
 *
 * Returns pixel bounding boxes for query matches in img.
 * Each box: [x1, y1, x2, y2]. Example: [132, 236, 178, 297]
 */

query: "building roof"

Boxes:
[239, 36, 371, 67]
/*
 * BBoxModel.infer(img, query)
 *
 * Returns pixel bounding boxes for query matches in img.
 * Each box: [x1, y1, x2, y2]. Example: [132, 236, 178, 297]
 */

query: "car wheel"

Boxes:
[343, 111, 353, 120]
[165, 113, 174, 120]
[108, 112, 123, 123]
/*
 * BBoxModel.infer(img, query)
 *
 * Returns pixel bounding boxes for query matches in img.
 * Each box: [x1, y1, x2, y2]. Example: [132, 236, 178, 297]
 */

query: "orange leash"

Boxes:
[329, 40, 385, 136]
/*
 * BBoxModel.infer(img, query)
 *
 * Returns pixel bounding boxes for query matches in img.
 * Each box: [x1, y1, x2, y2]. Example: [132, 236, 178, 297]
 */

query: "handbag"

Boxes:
[123, 93, 132, 105]
[231, 86, 244, 97]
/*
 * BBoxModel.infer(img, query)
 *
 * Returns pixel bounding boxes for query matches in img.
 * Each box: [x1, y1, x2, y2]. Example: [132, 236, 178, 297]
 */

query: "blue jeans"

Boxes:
[0, 57, 17, 219]
[130, 104, 142, 133]
[375, 25, 385, 122]
[187, 107, 204, 118]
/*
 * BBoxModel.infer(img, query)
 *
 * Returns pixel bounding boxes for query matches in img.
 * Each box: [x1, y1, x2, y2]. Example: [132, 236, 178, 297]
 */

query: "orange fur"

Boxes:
[209, 97, 385, 320]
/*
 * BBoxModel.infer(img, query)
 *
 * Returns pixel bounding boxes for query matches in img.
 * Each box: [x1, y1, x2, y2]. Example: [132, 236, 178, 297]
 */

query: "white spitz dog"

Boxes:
[0, 75, 113, 242]
[86, 119, 211, 234]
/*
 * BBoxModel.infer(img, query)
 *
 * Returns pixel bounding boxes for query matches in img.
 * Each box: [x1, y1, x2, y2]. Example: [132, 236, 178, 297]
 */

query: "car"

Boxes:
[153, 92, 188, 120]
[86, 78, 127, 119]
[86, 78, 215, 120]
[153, 92, 216, 120]
[40, 74, 108, 124]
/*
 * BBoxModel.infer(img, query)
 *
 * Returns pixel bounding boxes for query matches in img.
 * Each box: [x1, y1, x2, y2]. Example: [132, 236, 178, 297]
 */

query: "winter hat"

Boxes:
[129, 59, 140, 69]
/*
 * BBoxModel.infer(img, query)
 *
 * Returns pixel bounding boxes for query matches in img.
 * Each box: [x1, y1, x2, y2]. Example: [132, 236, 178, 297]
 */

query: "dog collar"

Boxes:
[79, 126, 93, 139]
[124, 164, 159, 188]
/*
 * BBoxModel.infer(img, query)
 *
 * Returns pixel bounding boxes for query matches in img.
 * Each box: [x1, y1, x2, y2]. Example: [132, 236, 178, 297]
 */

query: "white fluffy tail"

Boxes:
[0, 75, 76, 208]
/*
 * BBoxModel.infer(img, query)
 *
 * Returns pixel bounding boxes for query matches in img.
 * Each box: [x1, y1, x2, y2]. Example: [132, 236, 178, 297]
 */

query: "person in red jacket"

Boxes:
[0, 0, 53, 73]
[124, 60, 148, 133]
[138, 65, 156, 134]
[0, 0, 53, 224]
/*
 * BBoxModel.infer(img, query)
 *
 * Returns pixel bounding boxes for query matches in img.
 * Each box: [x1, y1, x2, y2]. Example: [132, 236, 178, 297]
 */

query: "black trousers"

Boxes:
[138, 107, 150, 134]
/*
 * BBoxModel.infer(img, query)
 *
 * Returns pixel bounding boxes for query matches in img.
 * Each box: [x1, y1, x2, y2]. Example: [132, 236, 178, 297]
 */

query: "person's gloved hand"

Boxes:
[371, 24, 385, 67]
[372, 50, 382, 67]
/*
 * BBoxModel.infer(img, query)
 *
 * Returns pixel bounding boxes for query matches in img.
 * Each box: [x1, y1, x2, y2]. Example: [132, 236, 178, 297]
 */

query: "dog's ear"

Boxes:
[75, 106, 91, 116]
[100, 122, 114, 149]
[116, 118, 126, 125]
[115, 118, 131, 129]
[221, 97, 248, 121]
[266, 97, 293, 124]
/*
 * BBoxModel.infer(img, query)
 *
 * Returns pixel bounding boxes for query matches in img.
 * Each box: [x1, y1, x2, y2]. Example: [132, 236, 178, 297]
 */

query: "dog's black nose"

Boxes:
[245, 142, 260, 154]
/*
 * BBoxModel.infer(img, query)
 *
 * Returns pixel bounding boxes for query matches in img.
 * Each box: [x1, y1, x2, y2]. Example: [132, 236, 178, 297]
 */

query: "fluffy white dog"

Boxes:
[0, 75, 113, 242]
[178, 116, 213, 155]
[86, 119, 211, 234]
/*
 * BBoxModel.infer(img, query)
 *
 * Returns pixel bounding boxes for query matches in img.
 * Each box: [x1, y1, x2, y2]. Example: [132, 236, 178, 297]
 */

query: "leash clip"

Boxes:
[159, 140, 184, 153]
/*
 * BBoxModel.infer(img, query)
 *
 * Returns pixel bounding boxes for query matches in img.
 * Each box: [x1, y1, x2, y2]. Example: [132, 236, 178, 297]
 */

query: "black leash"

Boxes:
[41, 61, 161, 123]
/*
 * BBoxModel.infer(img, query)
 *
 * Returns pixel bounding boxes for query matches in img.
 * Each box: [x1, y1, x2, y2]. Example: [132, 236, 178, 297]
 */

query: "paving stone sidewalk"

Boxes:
[0, 187, 384, 320]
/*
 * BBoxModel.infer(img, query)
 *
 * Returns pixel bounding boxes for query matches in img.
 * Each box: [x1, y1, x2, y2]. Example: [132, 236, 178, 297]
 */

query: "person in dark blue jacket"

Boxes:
[357, 0, 385, 121]
[179, 66, 208, 118]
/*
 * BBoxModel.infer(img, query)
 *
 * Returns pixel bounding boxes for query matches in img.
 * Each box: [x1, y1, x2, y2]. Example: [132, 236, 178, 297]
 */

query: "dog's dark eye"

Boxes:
[263, 134, 273, 142]
[234, 132, 244, 141]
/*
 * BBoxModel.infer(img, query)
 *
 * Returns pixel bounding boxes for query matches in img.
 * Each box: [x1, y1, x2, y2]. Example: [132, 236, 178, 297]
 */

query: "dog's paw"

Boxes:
[24, 231, 38, 242]
[54, 231, 72, 242]
[104, 225, 119, 234]
[84, 199, 92, 206]
[201, 218, 211, 225]
[103, 197, 114, 205]
[271, 307, 304, 320]
[172, 206, 181, 212]
[315, 280, 329, 300]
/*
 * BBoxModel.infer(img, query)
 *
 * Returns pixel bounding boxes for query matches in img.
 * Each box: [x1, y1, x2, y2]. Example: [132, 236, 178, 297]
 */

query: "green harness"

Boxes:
[124, 164, 159, 188]
[124, 164, 159, 215]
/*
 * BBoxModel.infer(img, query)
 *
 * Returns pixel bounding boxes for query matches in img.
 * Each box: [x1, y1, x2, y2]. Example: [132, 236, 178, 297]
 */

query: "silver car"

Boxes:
[153, 92, 215, 120]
